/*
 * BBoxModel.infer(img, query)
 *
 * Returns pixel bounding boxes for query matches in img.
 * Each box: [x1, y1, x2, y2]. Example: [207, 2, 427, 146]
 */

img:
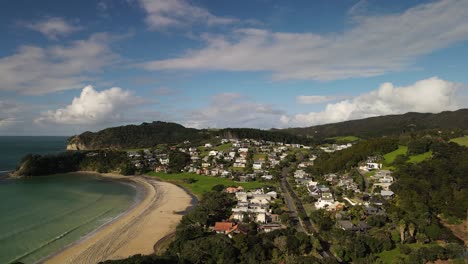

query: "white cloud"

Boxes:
[296, 95, 344, 104]
[282, 77, 465, 127]
[143, 0, 468, 81]
[26, 17, 82, 39]
[0, 33, 118, 95]
[182, 93, 285, 129]
[36, 85, 140, 125]
[0, 118, 17, 128]
[139, 0, 236, 30]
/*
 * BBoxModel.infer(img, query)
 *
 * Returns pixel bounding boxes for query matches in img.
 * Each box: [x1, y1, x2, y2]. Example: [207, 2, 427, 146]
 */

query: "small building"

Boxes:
[213, 222, 237, 234]
[258, 223, 285, 233]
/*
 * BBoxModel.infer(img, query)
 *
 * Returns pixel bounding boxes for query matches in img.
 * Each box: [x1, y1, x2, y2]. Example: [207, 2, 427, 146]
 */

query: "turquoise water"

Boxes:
[0, 137, 137, 263]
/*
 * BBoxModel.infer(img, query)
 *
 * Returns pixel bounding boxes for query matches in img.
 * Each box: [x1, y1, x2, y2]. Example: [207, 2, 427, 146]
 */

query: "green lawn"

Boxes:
[253, 153, 266, 160]
[147, 172, 268, 198]
[408, 151, 432, 163]
[376, 243, 428, 264]
[328, 136, 360, 142]
[450, 136, 468, 147]
[384, 145, 408, 165]
[214, 143, 233, 151]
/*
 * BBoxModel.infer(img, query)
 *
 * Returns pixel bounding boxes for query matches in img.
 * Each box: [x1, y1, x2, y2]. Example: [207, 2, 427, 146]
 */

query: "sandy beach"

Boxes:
[43, 173, 193, 264]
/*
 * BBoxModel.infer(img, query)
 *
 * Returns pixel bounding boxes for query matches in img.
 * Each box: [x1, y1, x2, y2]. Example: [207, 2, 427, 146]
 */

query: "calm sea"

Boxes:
[0, 137, 137, 264]
[0, 136, 68, 173]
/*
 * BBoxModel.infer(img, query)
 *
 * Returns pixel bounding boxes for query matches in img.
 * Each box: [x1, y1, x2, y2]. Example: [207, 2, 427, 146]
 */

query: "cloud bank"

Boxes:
[143, 0, 468, 81]
[0, 33, 117, 95]
[36, 85, 139, 125]
[282, 77, 463, 127]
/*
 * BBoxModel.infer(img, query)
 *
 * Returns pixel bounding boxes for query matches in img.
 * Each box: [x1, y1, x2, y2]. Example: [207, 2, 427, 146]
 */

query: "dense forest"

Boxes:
[14, 151, 134, 176]
[217, 128, 313, 145]
[280, 109, 468, 139]
[311, 137, 398, 174]
[67, 121, 211, 150]
[390, 141, 468, 226]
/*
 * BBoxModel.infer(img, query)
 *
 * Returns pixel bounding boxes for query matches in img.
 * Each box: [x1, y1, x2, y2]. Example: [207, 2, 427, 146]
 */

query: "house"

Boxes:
[205, 143, 213, 148]
[226, 186, 244, 193]
[379, 175, 394, 183]
[258, 223, 285, 233]
[266, 191, 278, 199]
[381, 190, 395, 199]
[209, 150, 219, 156]
[253, 162, 263, 170]
[233, 163, 246, 168]
[294, 170, 309, 179]
[367, 162, 382, 170]
[238, 147, 249, 153]
[213, 222, 237, 234]
[308, 186, 321, 197]
[221, 170, 231, 177]
[261, 175, 273, 180]
[159, 158, 169, 165]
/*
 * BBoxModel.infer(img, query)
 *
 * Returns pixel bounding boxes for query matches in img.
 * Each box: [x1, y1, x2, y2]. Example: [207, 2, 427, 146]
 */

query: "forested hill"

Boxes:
[278, 109, 468, 139]
[67, 122, 311, 150]
[67, 121, 210, 150]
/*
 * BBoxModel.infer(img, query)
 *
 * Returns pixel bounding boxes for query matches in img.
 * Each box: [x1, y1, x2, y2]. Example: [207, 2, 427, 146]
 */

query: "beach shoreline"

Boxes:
[41, 171, 194, 264]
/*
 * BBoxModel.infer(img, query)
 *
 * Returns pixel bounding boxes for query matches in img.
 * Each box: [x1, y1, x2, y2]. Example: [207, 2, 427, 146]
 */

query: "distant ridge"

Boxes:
[278, 109, 468, 138]
[67, 121, 209, 150]
[66, 121, 308, 150]
[67, 109, 468, 150]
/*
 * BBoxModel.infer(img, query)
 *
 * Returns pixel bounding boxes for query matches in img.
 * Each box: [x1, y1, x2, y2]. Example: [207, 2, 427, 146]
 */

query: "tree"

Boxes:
[211, 184, 225, 192]
[168, 151, 190, 173]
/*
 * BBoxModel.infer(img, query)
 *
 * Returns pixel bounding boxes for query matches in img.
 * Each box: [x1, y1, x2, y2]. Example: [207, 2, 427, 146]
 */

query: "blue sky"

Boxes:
[0, 0, 467, 135]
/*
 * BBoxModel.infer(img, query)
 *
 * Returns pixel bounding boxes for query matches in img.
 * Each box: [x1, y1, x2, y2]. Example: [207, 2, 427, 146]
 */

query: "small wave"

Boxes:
[0, 194, 106, 241]
[8, 208, 113, 263]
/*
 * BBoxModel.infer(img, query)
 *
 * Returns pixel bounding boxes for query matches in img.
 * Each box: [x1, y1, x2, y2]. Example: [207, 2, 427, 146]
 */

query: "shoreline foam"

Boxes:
[41, 172, 194, 264]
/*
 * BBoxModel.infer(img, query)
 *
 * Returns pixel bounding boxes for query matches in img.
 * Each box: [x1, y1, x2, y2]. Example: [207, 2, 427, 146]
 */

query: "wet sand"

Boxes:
[43, 173, 192, 264]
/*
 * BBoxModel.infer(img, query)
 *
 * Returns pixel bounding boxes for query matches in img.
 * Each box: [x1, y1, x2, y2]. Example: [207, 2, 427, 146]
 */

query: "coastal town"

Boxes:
[126, 137, 396, 237]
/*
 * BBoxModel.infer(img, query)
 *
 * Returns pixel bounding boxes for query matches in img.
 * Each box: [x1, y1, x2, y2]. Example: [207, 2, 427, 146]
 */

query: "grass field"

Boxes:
[214, 143, 233, 151]
[384, 145, 408, 165]
[147, 172, 269, 198]
[408, 151, 432, 163]
[376, 243, 429, 264]
[450, 136, 468, 147]
[328, 136, 360, 142]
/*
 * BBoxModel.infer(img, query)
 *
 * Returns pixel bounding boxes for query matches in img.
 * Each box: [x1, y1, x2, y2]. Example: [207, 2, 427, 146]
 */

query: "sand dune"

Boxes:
[43, 173, 192, 264]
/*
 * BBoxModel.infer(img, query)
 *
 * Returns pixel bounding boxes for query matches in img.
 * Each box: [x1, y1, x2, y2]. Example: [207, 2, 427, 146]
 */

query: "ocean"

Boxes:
[0, 137, 137, 263]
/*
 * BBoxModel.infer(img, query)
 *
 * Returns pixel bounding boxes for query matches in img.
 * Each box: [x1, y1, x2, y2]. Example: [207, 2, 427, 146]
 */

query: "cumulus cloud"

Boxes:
[0, 33, 118, 95]
[25, 17, 82, 39]
[282, 77, 465, 127]
[139, 0, 236, 30]
[36, 85, 140, 125]
[182, 93, 285, 129]
[143, 0, 468, 81]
